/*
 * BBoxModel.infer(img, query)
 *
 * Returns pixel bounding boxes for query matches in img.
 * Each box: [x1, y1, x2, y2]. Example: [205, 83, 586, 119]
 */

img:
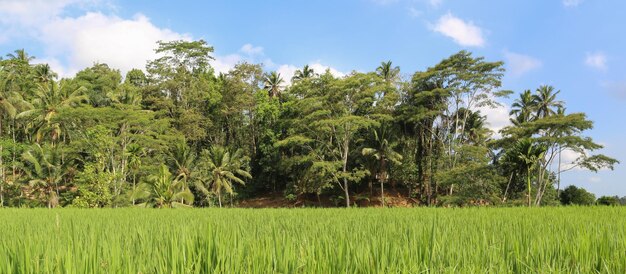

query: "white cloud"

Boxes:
[585, 52, 607, 71]
[240, 44, 264, 56]
[504, 51, 542, 77]
[310, 63, 346, 78]
[563, 0, 583, 7]
[477, 101, 510, 136]
[0, 1, 190, 77]
[212, 54, 244, 75]
[276, 64, 299, 85]
[432, 13, 485, 47]
[40, 12, 190, 76]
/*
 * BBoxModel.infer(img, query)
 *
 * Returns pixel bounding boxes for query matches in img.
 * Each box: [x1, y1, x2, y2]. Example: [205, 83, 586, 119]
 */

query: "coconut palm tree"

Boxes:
[19, 144, 71, 208]
[376, 61, 400, 83]
[510, 90, 535, 124]
[133, 164, 194, 208]
[263, 71, 284, 98]
[126, 144, 144, 204]
[292, 65, 316, 82]
[195, 146, 251, 207]
[505, 139, 546, 207]
[16, 80, 88, 144]
[532, 85, 563, 119]
[32, 64, 58, 84]
[361, 126, 402, 207]
[6, 49, 34, 64]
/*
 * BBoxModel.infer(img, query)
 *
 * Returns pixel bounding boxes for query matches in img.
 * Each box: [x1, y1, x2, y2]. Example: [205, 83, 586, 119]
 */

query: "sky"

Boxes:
[0, 0, 624, 196]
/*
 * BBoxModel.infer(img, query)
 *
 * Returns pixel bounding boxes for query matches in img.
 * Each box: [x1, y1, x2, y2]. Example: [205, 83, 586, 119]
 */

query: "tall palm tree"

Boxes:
[505, 139, 546, 207]
[16, 80, 88, 144]
[376, 61, 400, 83]
[6, 49, 34, 64]
[169, 141, 196, 203]
[510, 90, 535, 124]
[19, 144, 70, 208]
[195, 146, 251, 207]
[263, 71, 284, 98]
[133, 164, 194, 208]
[292, 65, 316, 82]
[126, 144, 144, 204]
[532, 85, 563, 119]
[32, 64, 58, 84]
[362, 126, 402, 207]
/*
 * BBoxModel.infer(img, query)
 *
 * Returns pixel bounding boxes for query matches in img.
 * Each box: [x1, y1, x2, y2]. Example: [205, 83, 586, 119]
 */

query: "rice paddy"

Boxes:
[0, 207, 624, 273]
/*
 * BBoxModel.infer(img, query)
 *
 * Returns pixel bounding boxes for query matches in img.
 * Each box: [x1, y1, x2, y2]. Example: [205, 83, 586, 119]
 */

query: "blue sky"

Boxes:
[0, 0, 624, 196]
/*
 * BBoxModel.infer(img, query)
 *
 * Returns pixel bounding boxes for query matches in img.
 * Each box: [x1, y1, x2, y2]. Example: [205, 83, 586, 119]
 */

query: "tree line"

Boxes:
[0, 40, 619, 208]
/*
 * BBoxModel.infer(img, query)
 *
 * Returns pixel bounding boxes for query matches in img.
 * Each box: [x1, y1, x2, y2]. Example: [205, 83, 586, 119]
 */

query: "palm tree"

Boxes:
[510, 90, 535, 124]
[16, 80, 88, 144]
[506, 139, 546, 207]
[532, 85, 563, 119]
[19, 144, 70, 208]
[168, 141, 197, 204]
[292, 65, 316, 82]
[32, 64, 58, 84]
[263, 71, 284, 98]
[195, 146, 251, 207]
[6, 49, 34, 64]
[376, 61, 400, 83]
[133, 164, 194, 208]
[361, 126, 402, 207]
[126, 144, 144, 204]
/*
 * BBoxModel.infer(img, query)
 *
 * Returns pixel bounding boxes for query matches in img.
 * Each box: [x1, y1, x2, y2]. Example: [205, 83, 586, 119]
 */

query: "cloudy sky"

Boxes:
[0, 0, 624, 196]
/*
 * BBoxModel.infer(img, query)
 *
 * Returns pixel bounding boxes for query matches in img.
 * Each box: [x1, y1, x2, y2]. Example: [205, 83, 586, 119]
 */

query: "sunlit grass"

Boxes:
[0, 207, 624, 273]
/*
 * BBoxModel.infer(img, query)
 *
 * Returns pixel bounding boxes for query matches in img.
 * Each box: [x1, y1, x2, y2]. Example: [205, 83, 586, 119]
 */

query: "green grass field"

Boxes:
[1, 207, 624, 273]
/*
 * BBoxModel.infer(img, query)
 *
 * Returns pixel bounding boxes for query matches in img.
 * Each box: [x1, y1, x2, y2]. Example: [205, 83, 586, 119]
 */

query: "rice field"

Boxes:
[0, 207, 624, 273]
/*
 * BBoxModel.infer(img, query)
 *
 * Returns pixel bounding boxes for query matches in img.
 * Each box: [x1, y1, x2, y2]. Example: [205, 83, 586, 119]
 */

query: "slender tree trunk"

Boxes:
[342, 138, 350, 207]
[502, 172, 514, 203]
[557, 146, 562, 196]
[380, 179, 385, 207]
[527, 167, 532, 207]
[218, 192, 222, 208]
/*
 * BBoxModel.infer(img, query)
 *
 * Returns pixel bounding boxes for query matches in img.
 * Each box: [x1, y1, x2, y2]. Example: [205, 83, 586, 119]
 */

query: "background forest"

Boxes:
[0, 40, 620, 208]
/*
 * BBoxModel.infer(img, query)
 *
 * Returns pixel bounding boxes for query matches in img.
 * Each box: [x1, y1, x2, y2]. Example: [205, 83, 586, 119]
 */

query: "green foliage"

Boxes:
[560, 185, 596, 206]
[596, 195, 621, 206]
[0, 44, 618, 208]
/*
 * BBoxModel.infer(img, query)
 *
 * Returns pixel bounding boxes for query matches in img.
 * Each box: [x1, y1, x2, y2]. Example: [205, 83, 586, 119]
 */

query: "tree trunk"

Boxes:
[342, 138, 350, 207]
[527, 167, 532, 207]
[380, 179, 385, 207]
[557, 146, 562, 196]
[218, 192, 222, 208]
[502, 172, 514, 203]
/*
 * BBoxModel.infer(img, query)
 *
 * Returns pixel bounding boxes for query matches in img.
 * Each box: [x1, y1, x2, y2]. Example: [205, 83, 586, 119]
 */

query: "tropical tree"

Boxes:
[17, 80, 88, 144]
[510, 90, 535, 125]
[19, 144, 71, 207]
[195, 146, 251, 207]
[264, 71, 284, 98]
[509, 138, 546, 207]
[133, 164, 193, 208]
[376, 61, 400, 83]
[292, 65, 316, 82]
[532, 85, 563, 119]
[126, 143, 144, 204]
[361, 126, 402, 207]
[32, 64, 58, 84]
[6, 49, 34, 63]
